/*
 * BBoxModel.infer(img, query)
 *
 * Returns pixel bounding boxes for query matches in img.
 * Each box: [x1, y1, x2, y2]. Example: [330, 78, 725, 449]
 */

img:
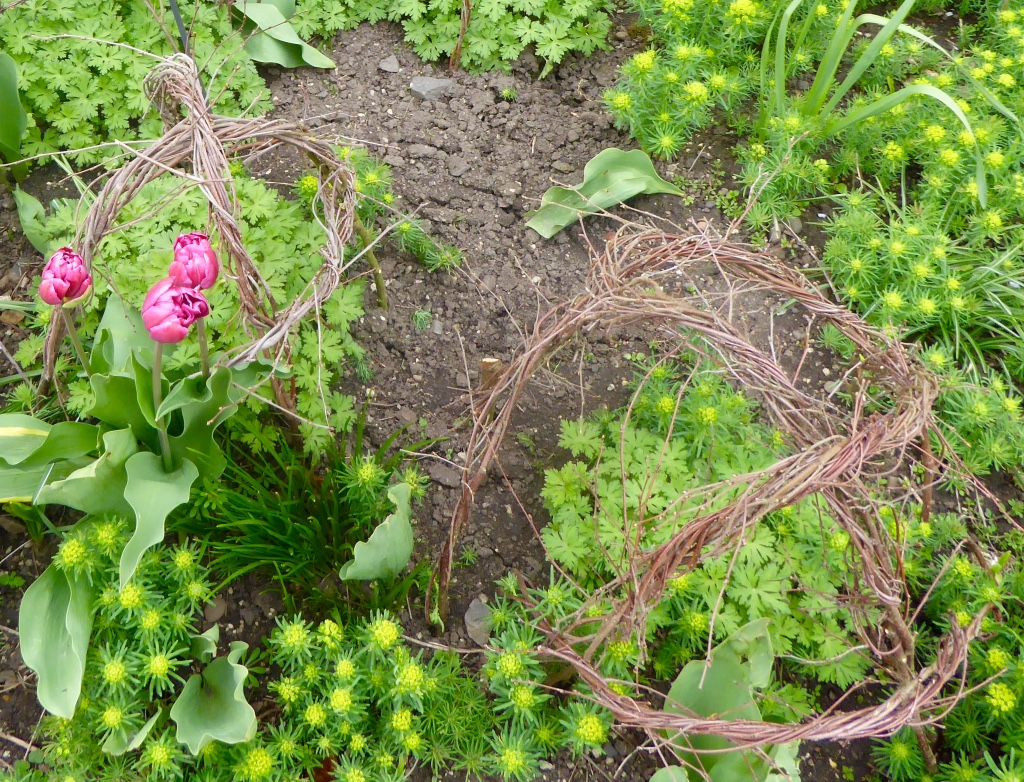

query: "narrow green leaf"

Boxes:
[0, 52, 26, 162]
[339, 482, 414, 580]
[120, 453, 198, 588]
[526, 149, 682, 238]
[19, 564, 94, 718]
[13, 188, 50, 256]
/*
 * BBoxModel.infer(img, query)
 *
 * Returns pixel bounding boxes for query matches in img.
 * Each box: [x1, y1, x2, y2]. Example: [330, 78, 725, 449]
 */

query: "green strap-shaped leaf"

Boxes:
[17, 422, 99, 468]
[664, 619, 772, 782]
[171, 642, 257, 755]
[238, 1, 336, 69]
[0, 414, 51, 465]
[19, 564, 94, 718]
[0, 458, 91, 504]
[13, 187, 51, 256]
[525, 148, 682, 238]
[190, 625, 220, 664]
[0, 52, 26, 162]
[89, 373, 161, 452]
[90, 298, 156, 376]
[35, 428, 138, 516]
[167, 366, 236, 478]
[102, 709, 161, 756]
[120, 452, 198, 588]
[338, 482, 414, 581]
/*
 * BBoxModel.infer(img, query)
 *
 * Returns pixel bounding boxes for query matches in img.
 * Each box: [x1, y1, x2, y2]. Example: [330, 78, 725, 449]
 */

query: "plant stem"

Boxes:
[197, 318, 210, 380]
[152, 343, 173, 473]
[60, 308, 92, 379]
[354, 215, 388, 310]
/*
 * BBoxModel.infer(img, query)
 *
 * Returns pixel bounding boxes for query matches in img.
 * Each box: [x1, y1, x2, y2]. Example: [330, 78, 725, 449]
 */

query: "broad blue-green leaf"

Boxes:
[120, 452, 198, 587]
[17, 422, 99, 468]
[13, 188, 50, 256]
[238, 0, 336, 69]
[0, 414, 51, 465]
[0, 53, 26, 162]
[526, 148, 683, 238]
[19, 564, 94, 718]
[190, 625, 220, 664]
[171, 642, 257, 755]
[35, 428, 138, 516]
[650, 769, 689, 782]
[338, 483, 414, 580]
[766, 742, 802, 782]
[90, 298, 156, 376]
[103, 709, 161, 756]
[0, 458, 90, 503]
[89, 373, 160, 451]
[664, 619, 772, 782]
[167, 366, 236, 478]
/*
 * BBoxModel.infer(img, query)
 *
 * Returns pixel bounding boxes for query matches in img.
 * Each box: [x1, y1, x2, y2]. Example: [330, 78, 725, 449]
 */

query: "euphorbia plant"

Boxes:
[1, 234, 271, 727]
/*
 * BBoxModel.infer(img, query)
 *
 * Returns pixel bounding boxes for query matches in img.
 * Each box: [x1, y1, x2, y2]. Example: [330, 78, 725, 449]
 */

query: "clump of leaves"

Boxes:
[172, 406, 431, 606]
[295, 0, 612, 74]
[541, 351, 874, 689]
[0, 0, 270, 165]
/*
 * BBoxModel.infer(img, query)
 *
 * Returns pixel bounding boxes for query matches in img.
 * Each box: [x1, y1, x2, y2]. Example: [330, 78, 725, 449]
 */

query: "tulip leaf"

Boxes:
[19, 563, 94, 718]
[89, 373, 160, 452]
[190, 625, 220, 664]
[16, 422, 99, 468]
[167, 366, 238, 479]
[120, 452, 198, 588]
[650, 769, 689, 782]
[526, 148, 683, 238]
[238, 0, 336, 69]
[13, 187, 50, 256]
[102, 709, 161, 756]
[0, 459, 86, 503]
[35, 428, 137, 516]
[339, 482, 414, 581]
[171, 641, 257, 755]
[90, 297, 155, 375]
[0, 413, 52, 465]
[0, 52, 26, 163]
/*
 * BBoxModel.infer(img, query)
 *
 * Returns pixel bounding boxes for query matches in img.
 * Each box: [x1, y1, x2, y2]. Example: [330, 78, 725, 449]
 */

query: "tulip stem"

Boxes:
[196, 318, 210, 381]
[152, 343, 173, 473]
[60, 308, 92, 379]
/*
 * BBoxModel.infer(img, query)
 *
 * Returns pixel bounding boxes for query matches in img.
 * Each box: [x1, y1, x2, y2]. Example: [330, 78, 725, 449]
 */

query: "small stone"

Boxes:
[431, 318, 443, 335]
[204, 595, 228, 623]
[410, 76, 454, 101]
[539, 761, 556, 772]
[0, 310, 24, 326]
[406, 144, 436, 158]
[0, 515, 26, 535]
[447, 156, 470, 177]
[378, 55, 400, 73]
[428, 463, 461, 488]
[552, 160, 574, 173]
[788, 216, 803, 234]
[464, 598, 491, 646]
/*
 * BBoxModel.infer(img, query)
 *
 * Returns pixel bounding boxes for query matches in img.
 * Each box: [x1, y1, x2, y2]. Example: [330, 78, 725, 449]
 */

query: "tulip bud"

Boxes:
[142, 278, 211, 344]
[169, 232, 219, 290]
[39, 247, 93, 307]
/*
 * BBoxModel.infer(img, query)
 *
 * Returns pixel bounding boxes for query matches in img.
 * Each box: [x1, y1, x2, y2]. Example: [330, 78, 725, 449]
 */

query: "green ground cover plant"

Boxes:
[0, 0, 270, 166]
[601, 0, 1024, 477]
[293, 0, 612, 73]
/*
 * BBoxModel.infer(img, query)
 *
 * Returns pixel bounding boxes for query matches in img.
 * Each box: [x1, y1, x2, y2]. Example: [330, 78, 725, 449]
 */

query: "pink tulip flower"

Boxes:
[39, 247, 93, 307]
[169, 232, 219, 290]
[142, 277, 211, 344]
